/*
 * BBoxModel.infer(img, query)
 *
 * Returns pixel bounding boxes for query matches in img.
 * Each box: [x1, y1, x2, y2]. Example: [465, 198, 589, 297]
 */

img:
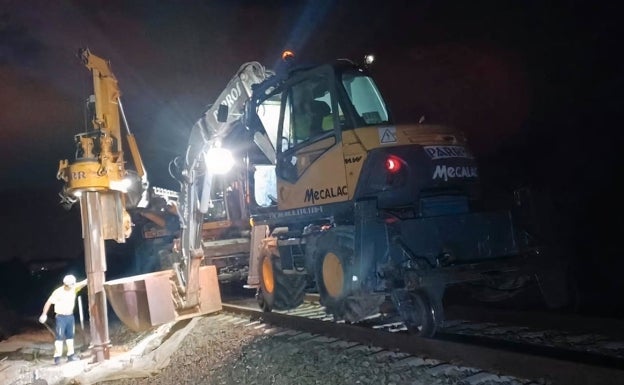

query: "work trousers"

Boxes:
[55, 314, 75, 340]
[54, 314, 76, 358]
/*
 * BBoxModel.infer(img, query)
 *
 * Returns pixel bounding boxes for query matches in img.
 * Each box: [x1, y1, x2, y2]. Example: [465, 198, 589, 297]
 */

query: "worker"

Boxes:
[133, 198, 180, 273]
[38, 274, 87, 364]
[292, 82, 331, 142]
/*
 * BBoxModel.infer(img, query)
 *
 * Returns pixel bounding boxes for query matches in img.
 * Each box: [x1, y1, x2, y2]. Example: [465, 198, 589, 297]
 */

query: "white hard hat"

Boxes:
[63, 275, 77, 286]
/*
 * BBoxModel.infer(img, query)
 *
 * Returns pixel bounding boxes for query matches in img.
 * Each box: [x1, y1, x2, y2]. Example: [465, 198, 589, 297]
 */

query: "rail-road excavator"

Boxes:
[56, 49, 221, 361]
[166, 51, 568, 337]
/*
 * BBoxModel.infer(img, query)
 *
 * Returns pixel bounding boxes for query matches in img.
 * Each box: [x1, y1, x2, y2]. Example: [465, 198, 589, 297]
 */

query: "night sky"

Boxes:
[1, 1, 623, 316]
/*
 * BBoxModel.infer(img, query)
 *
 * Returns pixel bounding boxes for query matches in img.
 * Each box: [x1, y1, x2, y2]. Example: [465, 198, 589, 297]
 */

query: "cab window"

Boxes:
[283, 75, 333, 147]
[341, 73, 389, 125]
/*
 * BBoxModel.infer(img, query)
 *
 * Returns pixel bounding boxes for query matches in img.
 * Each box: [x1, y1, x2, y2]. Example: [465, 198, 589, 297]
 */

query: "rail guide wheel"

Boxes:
[403, 291, 438, 338]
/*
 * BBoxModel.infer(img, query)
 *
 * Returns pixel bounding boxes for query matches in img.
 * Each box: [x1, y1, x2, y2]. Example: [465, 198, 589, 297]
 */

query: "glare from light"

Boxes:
[121, 178, 133, 189]
[204, 147, 234, 174]
[73, 191, 82, 197]
[110, 177, 133, 192]
[364, 54, 375, 65]
[385, 155, 402, 173]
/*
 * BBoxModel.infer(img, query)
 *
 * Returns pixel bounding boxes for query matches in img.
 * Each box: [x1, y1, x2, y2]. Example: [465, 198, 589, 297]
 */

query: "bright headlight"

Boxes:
[204, 147, 234, 174]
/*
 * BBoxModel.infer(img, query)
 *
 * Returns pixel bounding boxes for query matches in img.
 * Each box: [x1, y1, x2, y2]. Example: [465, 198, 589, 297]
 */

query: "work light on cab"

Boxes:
[385, 155, 403, 174]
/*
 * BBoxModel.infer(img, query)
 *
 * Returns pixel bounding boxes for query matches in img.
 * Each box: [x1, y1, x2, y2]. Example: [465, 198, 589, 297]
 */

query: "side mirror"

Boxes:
[217, 104, 228, 123]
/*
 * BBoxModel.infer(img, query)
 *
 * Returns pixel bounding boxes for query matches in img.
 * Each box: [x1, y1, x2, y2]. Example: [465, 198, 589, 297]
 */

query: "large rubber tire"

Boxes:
[315, 228, 383, 322]
[258, 253, 307, 312]
[315, 231, 353, 320]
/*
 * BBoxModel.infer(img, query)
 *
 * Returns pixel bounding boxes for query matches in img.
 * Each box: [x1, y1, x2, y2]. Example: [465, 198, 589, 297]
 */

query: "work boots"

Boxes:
[66, 339, 79, 362]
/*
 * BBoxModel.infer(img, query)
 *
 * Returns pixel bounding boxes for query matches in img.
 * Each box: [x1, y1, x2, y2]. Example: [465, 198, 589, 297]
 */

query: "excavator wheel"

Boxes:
[341, 294, 386, 323]
[315, 228, 380, 322]
[258, 253, 306, 312]
[316, 246, 350, 319]
[257, 254, 274, 312]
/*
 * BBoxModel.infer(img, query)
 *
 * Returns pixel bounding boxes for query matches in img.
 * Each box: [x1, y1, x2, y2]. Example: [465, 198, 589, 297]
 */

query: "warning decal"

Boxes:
[378, 126, 397, 144]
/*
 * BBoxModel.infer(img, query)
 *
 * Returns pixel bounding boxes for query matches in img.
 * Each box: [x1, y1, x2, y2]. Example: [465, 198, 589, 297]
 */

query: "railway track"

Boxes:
[220, 294, 624, 385]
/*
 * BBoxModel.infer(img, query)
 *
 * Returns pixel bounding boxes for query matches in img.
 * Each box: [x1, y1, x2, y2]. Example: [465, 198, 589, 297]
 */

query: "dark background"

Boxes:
[1, 0, 623, 326]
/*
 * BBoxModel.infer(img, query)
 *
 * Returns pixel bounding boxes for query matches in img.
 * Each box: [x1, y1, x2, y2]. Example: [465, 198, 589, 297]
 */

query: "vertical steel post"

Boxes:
[77, 295, 84, 331]
[80, 191, 110, 362]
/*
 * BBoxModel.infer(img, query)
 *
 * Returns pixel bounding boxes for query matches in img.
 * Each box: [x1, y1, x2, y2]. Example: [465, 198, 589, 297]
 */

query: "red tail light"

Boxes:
[385, 155, 402, 173]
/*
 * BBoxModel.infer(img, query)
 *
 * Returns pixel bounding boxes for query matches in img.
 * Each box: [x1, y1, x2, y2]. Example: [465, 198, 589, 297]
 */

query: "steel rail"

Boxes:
[222, 302, 624, 385]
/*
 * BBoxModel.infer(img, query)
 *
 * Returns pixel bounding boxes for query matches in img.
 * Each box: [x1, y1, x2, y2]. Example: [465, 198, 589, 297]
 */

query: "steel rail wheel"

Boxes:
[402, 291, 437, 337]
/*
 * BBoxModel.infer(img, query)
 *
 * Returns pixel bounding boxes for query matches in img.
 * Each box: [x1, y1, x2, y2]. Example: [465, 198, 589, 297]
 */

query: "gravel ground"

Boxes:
[97, 314, 523, 385]
[99, 315, 267, 385]
[0, 312, 533, 385]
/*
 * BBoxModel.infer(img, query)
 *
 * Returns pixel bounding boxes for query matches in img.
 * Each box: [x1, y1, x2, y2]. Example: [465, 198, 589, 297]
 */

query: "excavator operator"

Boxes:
[292, 82, 332, 143]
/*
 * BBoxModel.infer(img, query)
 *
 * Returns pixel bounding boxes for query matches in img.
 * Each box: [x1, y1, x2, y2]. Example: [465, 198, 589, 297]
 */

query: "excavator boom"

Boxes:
[172, 62, 273, 294]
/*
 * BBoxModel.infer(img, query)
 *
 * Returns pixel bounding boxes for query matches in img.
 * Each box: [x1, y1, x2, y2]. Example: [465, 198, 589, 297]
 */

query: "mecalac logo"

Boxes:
[432, 165, 478, 181]
[304, 185, 348, 204]
[424, 146, 473, 160]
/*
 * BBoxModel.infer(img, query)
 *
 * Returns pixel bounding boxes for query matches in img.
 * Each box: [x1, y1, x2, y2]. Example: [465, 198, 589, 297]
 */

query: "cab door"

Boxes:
[276, 67, 349, 210]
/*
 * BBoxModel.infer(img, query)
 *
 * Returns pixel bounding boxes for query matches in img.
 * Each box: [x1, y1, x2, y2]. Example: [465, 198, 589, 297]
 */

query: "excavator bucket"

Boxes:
[104, 266, 222, 332]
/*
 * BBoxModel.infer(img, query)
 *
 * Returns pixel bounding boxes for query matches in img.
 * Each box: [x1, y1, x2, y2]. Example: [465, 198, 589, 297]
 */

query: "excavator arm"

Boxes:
[171, 62, 273, 301]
